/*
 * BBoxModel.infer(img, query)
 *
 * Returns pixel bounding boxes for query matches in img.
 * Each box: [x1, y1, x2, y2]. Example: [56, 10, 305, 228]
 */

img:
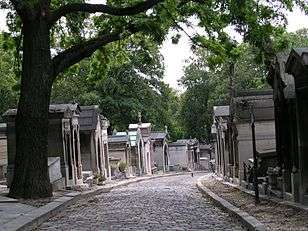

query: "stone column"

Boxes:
[90, 131, 97, 173]
[71, 117, 82, 185]
[62, 119, 75, 187]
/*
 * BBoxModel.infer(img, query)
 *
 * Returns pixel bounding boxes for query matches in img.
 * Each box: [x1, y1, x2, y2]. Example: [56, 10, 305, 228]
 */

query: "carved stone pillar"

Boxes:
[62, 119, 75, 187]
[71, 117, 83, 185]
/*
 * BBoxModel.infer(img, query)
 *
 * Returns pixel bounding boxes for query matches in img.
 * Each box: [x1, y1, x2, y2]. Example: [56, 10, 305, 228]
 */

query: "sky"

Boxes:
[0, 6, 308, 90]
[160, 8, 308, 90]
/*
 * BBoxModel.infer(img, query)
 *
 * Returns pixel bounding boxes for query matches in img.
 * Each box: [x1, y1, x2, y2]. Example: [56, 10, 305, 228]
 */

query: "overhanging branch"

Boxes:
[50, 0, 162, 25]
[51, 29, 137, 80]
[51, 33, 121, 79]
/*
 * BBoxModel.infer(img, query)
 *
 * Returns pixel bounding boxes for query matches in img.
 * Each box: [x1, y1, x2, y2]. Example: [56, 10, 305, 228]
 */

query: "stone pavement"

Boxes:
[1, 172, 188, 230]
[38, 173, 246, 231]
[0, 198, 36, 226]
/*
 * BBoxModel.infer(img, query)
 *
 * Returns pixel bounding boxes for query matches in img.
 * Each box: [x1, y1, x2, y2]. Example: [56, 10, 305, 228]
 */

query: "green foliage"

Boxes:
[1, 0, 307, 135]
[273, 28, 308, 52]
[179, 63, 211, 141]
[93, 173, 106, 183]
[51, 34, 183, 140]
[118, 161, 127, 173]
[179, 43, 271, 141]
[0, 33, 19, 119]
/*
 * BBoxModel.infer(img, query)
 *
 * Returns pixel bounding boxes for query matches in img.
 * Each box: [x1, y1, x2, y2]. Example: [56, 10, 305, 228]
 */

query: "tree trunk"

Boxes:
[8, 17, 53, 199]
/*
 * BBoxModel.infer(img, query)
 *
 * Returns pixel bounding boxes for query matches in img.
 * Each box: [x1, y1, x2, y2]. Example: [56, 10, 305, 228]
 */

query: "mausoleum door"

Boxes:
[103, 142, 110, 178]
[97, 138, 103, 173]
[64, 133, 75, 187]
[73, 129, 83, 185]
[164, 145, 169, 172]
[138, 140, 143, 175]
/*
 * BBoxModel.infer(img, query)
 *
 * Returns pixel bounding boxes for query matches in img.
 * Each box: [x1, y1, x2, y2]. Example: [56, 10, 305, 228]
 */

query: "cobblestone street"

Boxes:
[37, 174, 245, 230]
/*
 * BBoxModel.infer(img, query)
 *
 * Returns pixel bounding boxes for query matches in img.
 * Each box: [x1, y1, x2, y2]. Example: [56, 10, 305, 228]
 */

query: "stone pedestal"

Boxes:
[48, 157, 62, 183]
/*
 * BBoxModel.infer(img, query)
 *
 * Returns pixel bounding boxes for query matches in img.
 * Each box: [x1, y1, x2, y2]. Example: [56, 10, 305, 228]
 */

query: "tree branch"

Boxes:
[9, 0, 24, 16]
[51, 31, 134, 80]
[50, 0, 162, 25]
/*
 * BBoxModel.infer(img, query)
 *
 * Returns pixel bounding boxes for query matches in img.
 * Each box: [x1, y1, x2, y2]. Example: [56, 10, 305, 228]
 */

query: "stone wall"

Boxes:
[48, 120, 66, 178]
[169, 145, 188, 169]
[152, 143, 164, 170]
[237, 120, 276, 181]
[0, 137, 7, 179]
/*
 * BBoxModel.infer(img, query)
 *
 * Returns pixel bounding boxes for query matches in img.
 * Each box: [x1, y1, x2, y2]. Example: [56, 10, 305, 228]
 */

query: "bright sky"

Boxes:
[0, 6, 308, 90]
[160, 8, 308, 90]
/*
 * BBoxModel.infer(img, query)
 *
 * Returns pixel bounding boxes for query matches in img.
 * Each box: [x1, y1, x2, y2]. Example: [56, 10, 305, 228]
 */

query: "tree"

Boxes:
[179, 63, 211, 141]
[2, 0, 167, 199]
[273, 28, 308, 51]
[51, 35, 183, 140]
[1, 0, 302, 198]
[179, 43, 270, 140]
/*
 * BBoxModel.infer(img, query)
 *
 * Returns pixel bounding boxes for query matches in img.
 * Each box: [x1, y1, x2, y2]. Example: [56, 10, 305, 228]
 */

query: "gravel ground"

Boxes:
[202, 175, 308, 231]
[36, 173, 246, 231]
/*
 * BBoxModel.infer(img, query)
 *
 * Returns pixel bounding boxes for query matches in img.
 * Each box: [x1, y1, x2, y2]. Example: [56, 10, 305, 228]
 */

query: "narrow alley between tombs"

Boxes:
[37, 174, 245, 231]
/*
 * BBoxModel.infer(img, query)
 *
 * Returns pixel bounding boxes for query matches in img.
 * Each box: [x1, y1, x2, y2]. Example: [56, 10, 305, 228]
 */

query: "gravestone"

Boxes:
[48, 157, 64, 191]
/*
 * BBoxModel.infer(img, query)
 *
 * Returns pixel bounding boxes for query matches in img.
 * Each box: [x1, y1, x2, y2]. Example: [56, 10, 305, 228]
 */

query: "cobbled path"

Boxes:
[37, 173, 246, 230]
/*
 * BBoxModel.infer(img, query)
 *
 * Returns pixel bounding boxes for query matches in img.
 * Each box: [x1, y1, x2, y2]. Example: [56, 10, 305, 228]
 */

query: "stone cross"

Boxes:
[138, 112, 142, 124]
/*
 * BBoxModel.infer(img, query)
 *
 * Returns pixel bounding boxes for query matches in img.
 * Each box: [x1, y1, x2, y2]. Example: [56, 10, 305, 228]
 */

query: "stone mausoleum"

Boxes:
[129, 121, 153, 175]
[108, 132, 131, 176]
[266, 47, 308, 205]
[212, 90, 277, 186]
[169, 139, 200, 171]
[79, 105, 110, 180]
[128, 128, 144, 175]
[150, 129, 169, 172]
[4, 103, 83, 190]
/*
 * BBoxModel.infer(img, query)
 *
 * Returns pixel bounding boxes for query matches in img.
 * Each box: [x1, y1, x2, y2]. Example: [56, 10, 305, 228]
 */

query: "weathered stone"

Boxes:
[37, 174, 244, 230]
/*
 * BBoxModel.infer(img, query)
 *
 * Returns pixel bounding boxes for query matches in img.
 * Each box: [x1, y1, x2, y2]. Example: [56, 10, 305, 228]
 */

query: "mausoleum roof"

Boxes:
[3, 103, 81, 117]
[268, 52, 296, 99]
[49, 103, 81, 113]
[169, 139, 199, 147]
[129, 123, 151, 129]
[79, 105, 100, 131]
[200, 144, 211, 150]
[235, 89, 273, 97]
[286, 47, 308, 76]
[150, 132, 167, 140]
[108, 134, 128, 143]
[292, 47, 308, 57]
[234, 90, 274, 122]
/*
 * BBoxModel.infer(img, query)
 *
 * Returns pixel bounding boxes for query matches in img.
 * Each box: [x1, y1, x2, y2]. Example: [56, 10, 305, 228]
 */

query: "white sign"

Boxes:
[213, 106, 230, 117]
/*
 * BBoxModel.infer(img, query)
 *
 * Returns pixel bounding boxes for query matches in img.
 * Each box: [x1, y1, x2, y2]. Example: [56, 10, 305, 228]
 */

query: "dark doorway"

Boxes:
[104, 143, 109, 177]
[66, 134, 73, 180]
[97, 138, 102, 173]
[193, 148, 198, 163]
[74, 130, 81, 179]
[139, 140, 143, 174]
[164, 145, 168, 171]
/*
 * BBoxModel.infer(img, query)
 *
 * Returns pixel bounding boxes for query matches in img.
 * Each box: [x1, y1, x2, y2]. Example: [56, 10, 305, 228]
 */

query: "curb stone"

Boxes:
[196, 176, 267, 231]
[0, 172, 192, 231]
[221, 178, 308, 212]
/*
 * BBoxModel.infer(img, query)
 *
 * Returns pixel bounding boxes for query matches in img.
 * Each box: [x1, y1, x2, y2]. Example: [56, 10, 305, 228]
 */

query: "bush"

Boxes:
[94, 173, 106, 183]
[118, 161, 127, 173]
